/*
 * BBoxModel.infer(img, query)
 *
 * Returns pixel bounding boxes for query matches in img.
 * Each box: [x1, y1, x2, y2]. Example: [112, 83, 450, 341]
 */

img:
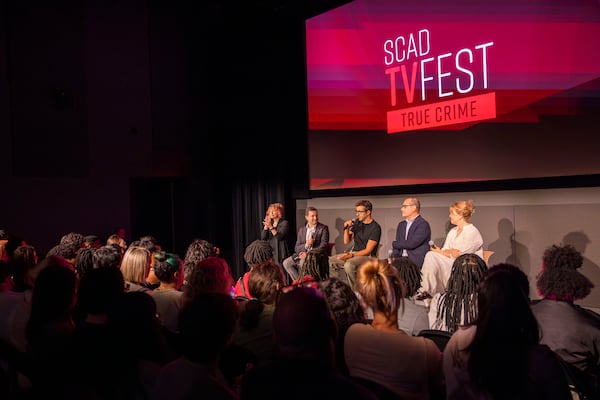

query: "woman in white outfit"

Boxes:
[418, 200, 483, 300]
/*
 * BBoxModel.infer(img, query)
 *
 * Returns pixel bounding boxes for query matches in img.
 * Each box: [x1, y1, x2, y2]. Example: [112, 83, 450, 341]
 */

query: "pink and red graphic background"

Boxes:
[306, 0, 600, 191]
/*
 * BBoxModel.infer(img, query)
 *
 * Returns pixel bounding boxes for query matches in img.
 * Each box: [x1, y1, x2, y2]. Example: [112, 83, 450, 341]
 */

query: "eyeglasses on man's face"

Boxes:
[400, 204, 415, 208]
[355, 209, 367, 214]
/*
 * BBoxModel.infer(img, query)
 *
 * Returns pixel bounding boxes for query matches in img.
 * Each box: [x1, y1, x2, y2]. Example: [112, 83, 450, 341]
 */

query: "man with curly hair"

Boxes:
[531, 244, 600, 397]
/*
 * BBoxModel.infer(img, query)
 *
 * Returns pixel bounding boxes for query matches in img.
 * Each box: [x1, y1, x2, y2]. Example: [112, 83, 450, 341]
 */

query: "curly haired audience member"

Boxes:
[318, 278, 368, 376]
[443, 264, 571, 399]
[429, 254, 487, 333]
[531, 244, 600, 396]
[183, 256, 235, 301]
[344, 258, 444, 399]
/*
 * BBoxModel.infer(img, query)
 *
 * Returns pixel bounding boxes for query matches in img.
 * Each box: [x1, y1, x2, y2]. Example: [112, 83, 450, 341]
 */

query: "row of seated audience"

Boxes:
[0, 227, 599, 399]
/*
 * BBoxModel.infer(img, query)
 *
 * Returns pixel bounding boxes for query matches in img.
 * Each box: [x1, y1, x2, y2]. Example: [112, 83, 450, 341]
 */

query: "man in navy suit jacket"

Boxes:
[282, 206, 330, 283]
[391, 198, 431, 268]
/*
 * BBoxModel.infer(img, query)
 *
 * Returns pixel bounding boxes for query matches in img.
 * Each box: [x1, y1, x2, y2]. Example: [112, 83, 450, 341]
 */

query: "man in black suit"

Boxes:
[282, 206, 330, 283]
[391, 197, 431, 268]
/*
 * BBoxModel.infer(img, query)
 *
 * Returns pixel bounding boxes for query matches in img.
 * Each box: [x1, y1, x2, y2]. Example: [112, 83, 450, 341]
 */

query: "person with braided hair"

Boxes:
[392, 257, 429, 335]
[428, 253, 487, 333]
[293, 249, 329, 284]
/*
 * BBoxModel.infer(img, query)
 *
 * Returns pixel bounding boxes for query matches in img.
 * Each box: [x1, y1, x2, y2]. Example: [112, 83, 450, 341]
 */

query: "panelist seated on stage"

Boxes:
[417, 200, 483, 302]
[390, 197, 432, 268]
[282, 206, 330, 283]
[328, 200, 381, 291]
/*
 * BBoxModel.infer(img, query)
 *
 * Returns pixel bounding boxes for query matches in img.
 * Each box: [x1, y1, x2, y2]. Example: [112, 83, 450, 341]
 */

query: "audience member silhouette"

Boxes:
[183, 256, 235, 301]
[233, 260, 284, 363]
[429, 254, 486, 333]
[152, 293, 240, 400]
[233, 240, 273, 298]
[149, 251, 185, 334]
[25, 261, 77, 397]
[531, 244, 599, 397]
[318, 277, 368, 376]
[344, 258, 444, 399]
[120, 245, 152, 292]
[443, 264, 571, 399]
[240, 285, 378, 400]
[183, 238, 220, 286]
[391, 257, 429, 335]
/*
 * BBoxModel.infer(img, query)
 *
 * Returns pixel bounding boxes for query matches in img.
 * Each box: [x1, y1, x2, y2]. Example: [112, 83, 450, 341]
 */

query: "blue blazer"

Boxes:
[391, 215, 431, 267]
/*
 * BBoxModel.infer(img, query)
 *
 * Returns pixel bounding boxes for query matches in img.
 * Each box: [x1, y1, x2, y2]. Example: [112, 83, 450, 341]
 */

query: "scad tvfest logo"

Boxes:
[383, 28, 495, 133]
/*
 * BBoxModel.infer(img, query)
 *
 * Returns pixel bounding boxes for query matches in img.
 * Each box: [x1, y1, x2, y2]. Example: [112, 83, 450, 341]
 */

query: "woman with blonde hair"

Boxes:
[120, 246, 152, 292]
[418, 200, 484, 301]
[344, 258, 444, 399]
[260, 202, 291, 270]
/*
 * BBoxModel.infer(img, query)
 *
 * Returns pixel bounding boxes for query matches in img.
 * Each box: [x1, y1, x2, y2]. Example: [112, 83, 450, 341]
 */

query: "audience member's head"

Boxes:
[60, 232, 85, 249]
[437, 253, 487, 332]
[239, 260, 285, 330]
[11, 244, 38, 291]
[76, 266, 125, 317]
[178, 293, 239, 364]
[318, 277, 367, 334]
[391, 257, 422, 298]
[489, 262, 530, 300]
[355, 258, 404, 321]
[92, 245, 122, 269]
[298, 249, 329, 282]
[273, 285, 336, 359]
[120, 246, 151, 284]
[26, 261, 77, 344]
[536, 244, 593, 302]
[46, 242, 78, 262]
[74, 247, 96, 279]
[183, 238, 218, 277]
[468, 266, 540, 398]
[153, 251, 184, 289]
[183, 256, 235, 301]
[83, 235, 102, 249]
[243, 240, 273, 269]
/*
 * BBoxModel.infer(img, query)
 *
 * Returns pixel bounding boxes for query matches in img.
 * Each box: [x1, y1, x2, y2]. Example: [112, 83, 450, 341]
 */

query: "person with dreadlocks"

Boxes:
[443, 263, 572, 400]
[428, 253, 487, 333]
[292, 249, 329, 284]
[531, 244, 600, 397]
[392, 257, 429, 335]
[233, 240, 274, 299]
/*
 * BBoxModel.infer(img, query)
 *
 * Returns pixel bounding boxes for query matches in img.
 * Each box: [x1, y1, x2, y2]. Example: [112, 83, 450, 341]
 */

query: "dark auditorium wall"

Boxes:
[0, 1, 310, 267]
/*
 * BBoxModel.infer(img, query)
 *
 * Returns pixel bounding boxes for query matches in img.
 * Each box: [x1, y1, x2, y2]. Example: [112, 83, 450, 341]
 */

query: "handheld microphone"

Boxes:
[349, 218, 359, 232]
[429, 240, 437, 249]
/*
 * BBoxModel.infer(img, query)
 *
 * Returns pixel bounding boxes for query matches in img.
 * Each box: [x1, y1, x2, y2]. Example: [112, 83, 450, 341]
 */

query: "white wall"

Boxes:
[297, 186, 600, 312]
